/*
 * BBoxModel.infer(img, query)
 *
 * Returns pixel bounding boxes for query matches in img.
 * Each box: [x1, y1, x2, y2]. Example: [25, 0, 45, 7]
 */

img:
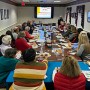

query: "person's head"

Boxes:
[77, 28, 83, 35]
[2, 35, 12, 45]
[22, 48, 36, 62]
[6, 30, 15, 41]
[60, 56, 81, 77]
[71, 25, 77, 33]
[22, 22, 27, 27]
[4, 48, 17, 58]
[60, 21, 65, 25]
[25, 26, 30, 31]
[17, 24, 22, 29]
[13, 27, 19, 33]
[18, 31, 26, 38]
[78, 31, 89, 48]
[6, 30, 12, 35]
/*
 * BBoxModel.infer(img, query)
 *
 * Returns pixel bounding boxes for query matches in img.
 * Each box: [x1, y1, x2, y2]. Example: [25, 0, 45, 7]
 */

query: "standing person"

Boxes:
[0, 48, 19, 88]
[58, 21, 65, 33]
[58, 16, 63, 26]
[9, 48, 48, 90]
[54, 56, 86, 90]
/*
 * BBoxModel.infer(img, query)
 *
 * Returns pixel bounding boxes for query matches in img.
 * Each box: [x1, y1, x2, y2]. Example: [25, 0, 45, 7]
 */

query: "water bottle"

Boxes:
[62, 47, 64, 56]
[40, 42, 44, 53]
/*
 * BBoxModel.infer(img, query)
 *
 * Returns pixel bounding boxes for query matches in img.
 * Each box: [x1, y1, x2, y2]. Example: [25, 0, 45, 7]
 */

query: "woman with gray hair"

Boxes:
[0, 35, 12, 55]
[15, 31, 32, 52]
[24, 26, 34, 40]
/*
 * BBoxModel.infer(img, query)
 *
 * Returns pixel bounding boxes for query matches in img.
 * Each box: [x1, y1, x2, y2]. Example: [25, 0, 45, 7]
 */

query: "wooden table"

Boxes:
[35, 30, 82, 61]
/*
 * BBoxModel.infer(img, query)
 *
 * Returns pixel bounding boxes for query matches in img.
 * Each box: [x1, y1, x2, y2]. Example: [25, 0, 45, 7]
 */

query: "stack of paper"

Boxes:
[82, 70, 90, 79]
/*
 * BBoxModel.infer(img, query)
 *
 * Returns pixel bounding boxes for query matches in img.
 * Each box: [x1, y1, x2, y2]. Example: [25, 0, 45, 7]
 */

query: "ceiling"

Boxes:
[10, 0, 77, 4]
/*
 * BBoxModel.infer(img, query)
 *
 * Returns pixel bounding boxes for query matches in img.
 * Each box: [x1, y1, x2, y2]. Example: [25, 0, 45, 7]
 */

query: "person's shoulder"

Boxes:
[80, 73, 86, 78]
[80, 44, 85, 47]
[0, 56, 5, 60]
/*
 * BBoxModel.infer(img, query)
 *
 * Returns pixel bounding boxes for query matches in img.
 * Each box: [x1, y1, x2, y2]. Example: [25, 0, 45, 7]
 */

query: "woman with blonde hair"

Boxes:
[76, 31, 90, 59]
[54, 56, 86, 90]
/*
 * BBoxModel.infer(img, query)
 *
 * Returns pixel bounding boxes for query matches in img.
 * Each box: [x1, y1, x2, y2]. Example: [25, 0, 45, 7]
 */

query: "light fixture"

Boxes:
[54, 0, 61, 2]
[23, 0, 30, 2]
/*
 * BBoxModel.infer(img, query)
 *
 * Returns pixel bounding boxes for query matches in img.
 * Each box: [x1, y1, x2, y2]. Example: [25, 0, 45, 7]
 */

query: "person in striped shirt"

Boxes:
[9, 48, 48, 90]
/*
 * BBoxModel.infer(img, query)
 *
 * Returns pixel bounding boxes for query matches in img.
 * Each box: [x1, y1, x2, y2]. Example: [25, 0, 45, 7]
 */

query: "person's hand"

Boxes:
[68, 42, 72, 47]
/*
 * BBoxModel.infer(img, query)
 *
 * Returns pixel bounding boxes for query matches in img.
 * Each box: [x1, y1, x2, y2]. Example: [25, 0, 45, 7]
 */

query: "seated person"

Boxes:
[28, 21, 34, 34]
[6, 30, 15, 48]
[24, 26, 34, 40]
[68, 28, 83, 43]
[68, 25, 78, 43]
[0, 35, 12, 55]
[76, 31, 90, 59]
[15, 31, 32, 52]
[9, 48, 48, 90]
[17, 24, 23, 31]
[22, 22, 27, 31]
[0, 48, 19, 88]
[32, 20, 36, 26]
[12, 27, 19, 40]
[63, 24, 72, 37]
[54, 56, 86, 90]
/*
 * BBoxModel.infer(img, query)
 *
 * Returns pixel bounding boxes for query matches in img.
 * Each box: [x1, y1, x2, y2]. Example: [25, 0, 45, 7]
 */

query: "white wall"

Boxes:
[0, 1, 17, 34]
[66, 2, 90, 32]
[17, 7, 65, 24]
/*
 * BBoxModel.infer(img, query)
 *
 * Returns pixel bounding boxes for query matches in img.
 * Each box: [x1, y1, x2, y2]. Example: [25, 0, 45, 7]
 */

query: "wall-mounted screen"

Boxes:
[87, 12, 90, 22]
[34, 6, 54, 19]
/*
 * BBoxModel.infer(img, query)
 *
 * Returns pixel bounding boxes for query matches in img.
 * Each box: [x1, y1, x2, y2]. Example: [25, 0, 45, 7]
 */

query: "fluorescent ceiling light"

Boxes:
[54, 0, 61, 2]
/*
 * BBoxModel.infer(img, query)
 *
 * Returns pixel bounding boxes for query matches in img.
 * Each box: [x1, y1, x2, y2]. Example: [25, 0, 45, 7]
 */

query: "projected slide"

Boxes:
[37, 7, 51, 18]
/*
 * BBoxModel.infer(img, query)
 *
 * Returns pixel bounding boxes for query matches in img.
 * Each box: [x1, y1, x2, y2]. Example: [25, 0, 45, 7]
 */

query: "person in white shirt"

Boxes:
[0, 35, 12, 55]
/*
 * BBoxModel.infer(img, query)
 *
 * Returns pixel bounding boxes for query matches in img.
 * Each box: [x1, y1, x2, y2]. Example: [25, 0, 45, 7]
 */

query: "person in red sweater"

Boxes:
[24, 26, 34, 40]
[15, 31, 32, 52]
[54, 56, 86, 90]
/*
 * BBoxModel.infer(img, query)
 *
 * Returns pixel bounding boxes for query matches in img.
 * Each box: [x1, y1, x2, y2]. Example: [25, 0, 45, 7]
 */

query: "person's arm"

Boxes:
[76, 44, 85, 56]
[25, 31, 34, 39]
[21, 38, 32, 48]
[6, 59, 19, 71]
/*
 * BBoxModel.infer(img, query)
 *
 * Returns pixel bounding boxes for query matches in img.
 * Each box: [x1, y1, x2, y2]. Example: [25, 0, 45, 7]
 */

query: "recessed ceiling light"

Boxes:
[54, 0, 61, 2]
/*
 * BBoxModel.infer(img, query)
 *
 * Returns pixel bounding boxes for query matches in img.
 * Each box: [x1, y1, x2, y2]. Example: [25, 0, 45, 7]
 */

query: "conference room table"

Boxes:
[34, 29, 81, 61]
